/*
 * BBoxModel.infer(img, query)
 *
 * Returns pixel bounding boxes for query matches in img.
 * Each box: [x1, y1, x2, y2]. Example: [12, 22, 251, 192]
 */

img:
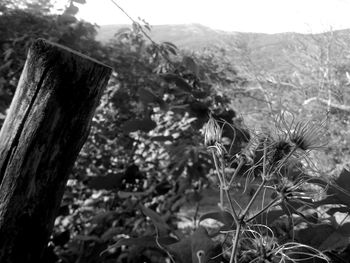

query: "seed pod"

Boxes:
[204, 116, 221, 147]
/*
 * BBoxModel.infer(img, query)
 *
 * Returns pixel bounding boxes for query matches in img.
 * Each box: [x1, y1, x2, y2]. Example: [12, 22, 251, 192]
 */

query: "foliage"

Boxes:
[230, 30, 350, 175]
[63, 21, 250, 262]
[103, 112, 350, 263]
[0, 0, 105, 125]
[1, 1, 350, 263]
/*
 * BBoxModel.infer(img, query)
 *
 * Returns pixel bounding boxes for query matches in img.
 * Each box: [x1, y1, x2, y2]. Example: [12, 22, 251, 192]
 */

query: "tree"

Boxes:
[0, 0, 106, 127]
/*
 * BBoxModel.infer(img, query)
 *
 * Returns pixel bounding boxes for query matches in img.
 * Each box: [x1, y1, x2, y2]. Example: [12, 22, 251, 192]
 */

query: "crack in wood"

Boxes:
[0, 66, 50, 181]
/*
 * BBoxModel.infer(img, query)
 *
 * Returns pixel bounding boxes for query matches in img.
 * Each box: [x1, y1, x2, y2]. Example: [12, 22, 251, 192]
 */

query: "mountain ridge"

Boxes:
[96, 23, 350, 78]
[96, 23, 348, 45]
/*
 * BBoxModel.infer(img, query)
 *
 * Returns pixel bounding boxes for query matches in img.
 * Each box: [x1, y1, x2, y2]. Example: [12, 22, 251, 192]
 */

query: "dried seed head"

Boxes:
[270, 140, 293, 164]
[275, 111, 327, 152]
[289, 120, 327, 151]
[204, 115, 222, 147]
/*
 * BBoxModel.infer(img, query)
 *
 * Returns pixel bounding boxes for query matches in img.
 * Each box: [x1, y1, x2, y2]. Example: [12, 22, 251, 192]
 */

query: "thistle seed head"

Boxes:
[204, 115, 222, 147]
[276, 111, 327, 152]
[270, 140, 293, 164]
[289, 120, 327, 151]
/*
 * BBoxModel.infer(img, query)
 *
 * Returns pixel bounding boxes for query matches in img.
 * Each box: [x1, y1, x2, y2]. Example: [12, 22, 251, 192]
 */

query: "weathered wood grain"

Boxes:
[0, 39, 112, 262]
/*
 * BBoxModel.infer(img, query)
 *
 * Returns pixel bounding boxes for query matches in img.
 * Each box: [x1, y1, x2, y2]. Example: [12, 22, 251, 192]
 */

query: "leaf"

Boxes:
[58, 14, 77, 24]
[113, 236, 155, 247]
[122, 118, 157, 133]
[199, 211, 235, 230]
[166, 237, 192, 263]
[160, 73, 192, 93]
[319, 231, 348, 251]
[326, 206, 350, 215]
[297, 222, 350, 251]
[64, 3, 79, 16]
[101, 227, 121, 241]
[253, 209, 285, 226]
[187, 191, 202, 203]
[151, 135, 173, 142]
[91, 211, 118, 224]
[191, 227, 223, 263]
[312, 169, 350, 209]
[101, 235, 178, 255]
[281, 197, 314, 218]
[139, 204, 170, 236]
[52, 230, 70, 246]
[114, 27, 132, 38]
[162, 41, 178, 50]
[3, 48, 12, 61]
[328, 169, 350, 206]
[167, 46, 177, 56]
[137, 87, 167, 109]
[167, 226, 223, 263]
[118, 185, 155, 198]
[88, 174, 123, 190]
[192, 90, 209, 99]
[295, 223, 335, 249]
[137, 87, 159, 104]
[339, 222, 350, 236]
[74, 235, 101, 242]
[0, 60, 12, 74]
[190, 100, 209, 118]
[183, 56, 199, 76]
[161, 42, 178, 55]
[144, 24, 151, 31]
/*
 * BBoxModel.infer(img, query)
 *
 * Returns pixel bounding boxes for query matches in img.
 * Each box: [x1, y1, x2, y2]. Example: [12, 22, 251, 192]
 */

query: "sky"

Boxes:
[74, 0, 350, 34]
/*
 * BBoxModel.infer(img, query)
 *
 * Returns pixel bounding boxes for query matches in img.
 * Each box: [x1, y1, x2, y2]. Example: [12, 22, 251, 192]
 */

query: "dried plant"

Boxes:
[203, 111, 332, 263]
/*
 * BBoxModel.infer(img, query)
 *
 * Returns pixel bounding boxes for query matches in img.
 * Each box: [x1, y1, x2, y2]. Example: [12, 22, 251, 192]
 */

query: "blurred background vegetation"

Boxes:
[1, 0, 350, 262]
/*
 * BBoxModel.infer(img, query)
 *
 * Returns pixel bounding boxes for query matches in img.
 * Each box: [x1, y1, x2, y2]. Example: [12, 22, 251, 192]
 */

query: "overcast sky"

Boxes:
[75, 0, 350, 34]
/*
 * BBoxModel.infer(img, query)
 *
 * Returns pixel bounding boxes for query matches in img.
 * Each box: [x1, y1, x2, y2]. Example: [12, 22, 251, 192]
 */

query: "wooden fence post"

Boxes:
[0, 39, 112, 262]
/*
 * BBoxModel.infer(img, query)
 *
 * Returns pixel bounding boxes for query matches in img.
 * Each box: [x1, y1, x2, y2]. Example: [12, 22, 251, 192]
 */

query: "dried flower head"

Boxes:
[269, 140, 293, 164]
[204, 115, 222, 147]
[289, 120, 327, 151]
[276, 111, 327, 152]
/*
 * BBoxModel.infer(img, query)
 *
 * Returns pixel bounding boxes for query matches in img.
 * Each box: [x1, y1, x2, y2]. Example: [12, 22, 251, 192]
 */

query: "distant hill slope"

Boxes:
[96, 23, 234, 47]
[96, 23, 350, 77]
[96, 23, 302, 49]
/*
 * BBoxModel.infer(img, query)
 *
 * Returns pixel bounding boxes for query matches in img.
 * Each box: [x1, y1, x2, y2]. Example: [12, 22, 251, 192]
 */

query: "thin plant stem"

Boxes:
[220, 157, 227, 186]
[211, 149, 240, 225]
[246, 198, 281, 223]
[338, 212, 349, 227]
[229, 223, 242, 263]
[228, 158, 245, 187]
[242, 179, 266, 217]
[270, 145, 297, 175]
[263, 139, 267, 177]
[224, 188, 240, 226]
[109, 0, 175, 67]
[241, 139, 268, 217]
[193, 202, 200, 226]
[211, 149, 225, 209]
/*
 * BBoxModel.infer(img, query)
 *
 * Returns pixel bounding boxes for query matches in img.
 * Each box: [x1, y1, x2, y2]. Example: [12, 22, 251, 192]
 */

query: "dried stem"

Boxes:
[242, 139, 268, 217]
[242, 178, 266, 217]
[246, 197, 281, 223]
[229, 223, 242, 263]
[228, 158, 245, 187]
[211, 149, 240, 225]
[211, 149, 225, 209]
[224, 188, 240, 226]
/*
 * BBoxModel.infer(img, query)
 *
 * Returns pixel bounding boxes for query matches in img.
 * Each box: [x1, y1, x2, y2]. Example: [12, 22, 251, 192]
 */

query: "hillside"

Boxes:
[97, 24, 349, 73]
[97, 24, 350, 77]
[96, 23, 306, 57]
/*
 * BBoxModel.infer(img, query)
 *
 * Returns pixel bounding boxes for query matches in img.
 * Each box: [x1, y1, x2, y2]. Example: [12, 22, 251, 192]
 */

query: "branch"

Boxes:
[303, 97, 350, 112]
